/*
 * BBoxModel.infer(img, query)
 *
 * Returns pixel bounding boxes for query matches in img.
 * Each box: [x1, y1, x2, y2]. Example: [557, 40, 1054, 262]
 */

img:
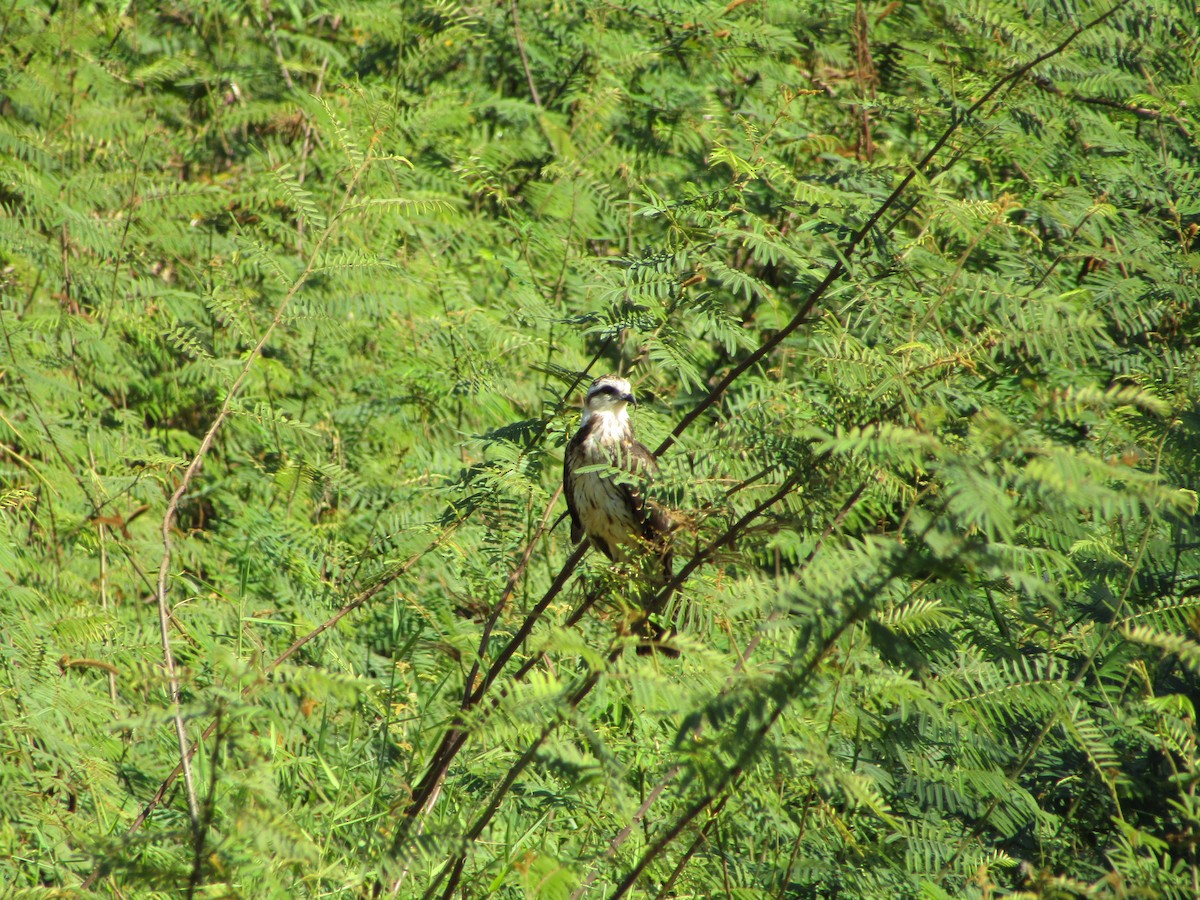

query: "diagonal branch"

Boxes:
[388, 5, 1131, 891]
[653, 0, 1132, 460]
[569, 477, 871, 898]
[510, 0, 542, 110]
[81, 521, 457, 891]
[462, 485, 562, 707]
[409, 462, 825, 896]
[145, 146, 374, 843]
[391, 541, 589, 855]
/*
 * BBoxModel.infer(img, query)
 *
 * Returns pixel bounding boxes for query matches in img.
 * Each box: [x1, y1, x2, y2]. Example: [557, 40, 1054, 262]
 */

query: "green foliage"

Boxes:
[2, 0, 1199, 896]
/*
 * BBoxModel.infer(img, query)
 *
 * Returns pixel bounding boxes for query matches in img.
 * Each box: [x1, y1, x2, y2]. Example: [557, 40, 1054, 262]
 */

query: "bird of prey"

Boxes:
[563, 374, 672, 577]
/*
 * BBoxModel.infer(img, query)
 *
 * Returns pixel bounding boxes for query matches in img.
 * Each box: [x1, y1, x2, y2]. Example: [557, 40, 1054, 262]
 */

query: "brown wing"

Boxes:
[563, 426, 586, 545]
[619, 438, 674, 576]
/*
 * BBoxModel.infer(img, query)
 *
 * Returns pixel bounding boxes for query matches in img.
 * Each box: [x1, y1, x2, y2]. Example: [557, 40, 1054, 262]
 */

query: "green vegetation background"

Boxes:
[2, 0, 1199, 896]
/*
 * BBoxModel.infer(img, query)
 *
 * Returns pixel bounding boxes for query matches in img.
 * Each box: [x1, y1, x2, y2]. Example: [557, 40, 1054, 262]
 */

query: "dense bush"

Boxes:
[2, 0, 1199, 895]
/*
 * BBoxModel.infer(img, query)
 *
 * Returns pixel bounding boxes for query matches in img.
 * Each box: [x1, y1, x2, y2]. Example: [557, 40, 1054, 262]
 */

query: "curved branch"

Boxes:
[80, 523, 455, 891]
[86, 146, 380, 887]
[151, 162, 366, 823]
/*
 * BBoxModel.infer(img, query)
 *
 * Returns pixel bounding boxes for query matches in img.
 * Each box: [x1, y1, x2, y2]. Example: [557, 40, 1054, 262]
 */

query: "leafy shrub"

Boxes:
[1, 0, 1198, 896]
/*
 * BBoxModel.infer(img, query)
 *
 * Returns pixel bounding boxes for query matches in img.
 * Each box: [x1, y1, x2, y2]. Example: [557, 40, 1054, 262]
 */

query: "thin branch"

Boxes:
[463, 485, 563, 706]
[124, 143, 374, 867]
[570, 763, 679, 899]
[297, 19, 337, 186]
[97, 520, 119, 705]
[425, 664, 609, 899]
[263, 0, 295, 91]
[510, 0, 542, 109]
[392, 542, 590, 855]
[101, 131, 151, 340]
[268, 527, 462, 671]
[654, 792, 731, 898]
[81, 524, 455, 891]
[156, 559, 198, 821]
[642, 464, 808, 618]
[426, 719, 558, 899]
[610, 688, 793, 898]
[570, 476, 871, 898]
[1030, 73, 1192, 140]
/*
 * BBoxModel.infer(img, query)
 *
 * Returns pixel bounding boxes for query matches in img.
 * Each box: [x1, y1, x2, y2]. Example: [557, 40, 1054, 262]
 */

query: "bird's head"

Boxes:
[582, 374, 636, 423]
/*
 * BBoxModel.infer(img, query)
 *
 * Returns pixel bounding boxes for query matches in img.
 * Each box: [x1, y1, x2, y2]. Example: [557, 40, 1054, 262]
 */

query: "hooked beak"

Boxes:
[621, 392, 636, 405]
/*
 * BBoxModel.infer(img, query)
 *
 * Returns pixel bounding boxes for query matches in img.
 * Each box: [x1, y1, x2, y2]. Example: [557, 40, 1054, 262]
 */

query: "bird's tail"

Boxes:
[634, 618, 679, 657]
[631, 544, 677, 656]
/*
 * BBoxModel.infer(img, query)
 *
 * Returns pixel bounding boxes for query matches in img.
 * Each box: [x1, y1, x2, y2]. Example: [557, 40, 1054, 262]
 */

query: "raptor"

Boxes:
[563, 374, 672, 577]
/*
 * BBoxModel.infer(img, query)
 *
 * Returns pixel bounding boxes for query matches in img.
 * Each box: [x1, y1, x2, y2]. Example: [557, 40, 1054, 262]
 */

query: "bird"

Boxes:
[563, 374, 673, 579]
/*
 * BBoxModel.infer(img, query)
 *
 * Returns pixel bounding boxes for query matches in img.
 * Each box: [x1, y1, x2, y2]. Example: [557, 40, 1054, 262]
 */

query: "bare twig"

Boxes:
[81, 524, 454, 891]
[654, 792, 731, 898]
[147, 146, 373, 849]
[510, 0, 542, 109]
[463, 485, 563, 706]
[570, 763, 679, 899]
[263, 0, 295, 91]
[297, 21, 336, 186]
[391, 541, 589, 858]
[427, 658, 613, 899]
[269, 527, 461, 671]
[101, 132, 151, 340]
[93, 478, 119, 705]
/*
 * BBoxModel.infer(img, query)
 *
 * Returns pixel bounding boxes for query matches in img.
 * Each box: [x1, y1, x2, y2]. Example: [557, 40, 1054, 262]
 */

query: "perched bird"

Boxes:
[563, 374, 673, 577]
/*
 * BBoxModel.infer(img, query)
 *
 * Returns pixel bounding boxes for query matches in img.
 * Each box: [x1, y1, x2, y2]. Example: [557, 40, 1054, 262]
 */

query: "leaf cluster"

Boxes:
[1, 0, 1199, 897]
